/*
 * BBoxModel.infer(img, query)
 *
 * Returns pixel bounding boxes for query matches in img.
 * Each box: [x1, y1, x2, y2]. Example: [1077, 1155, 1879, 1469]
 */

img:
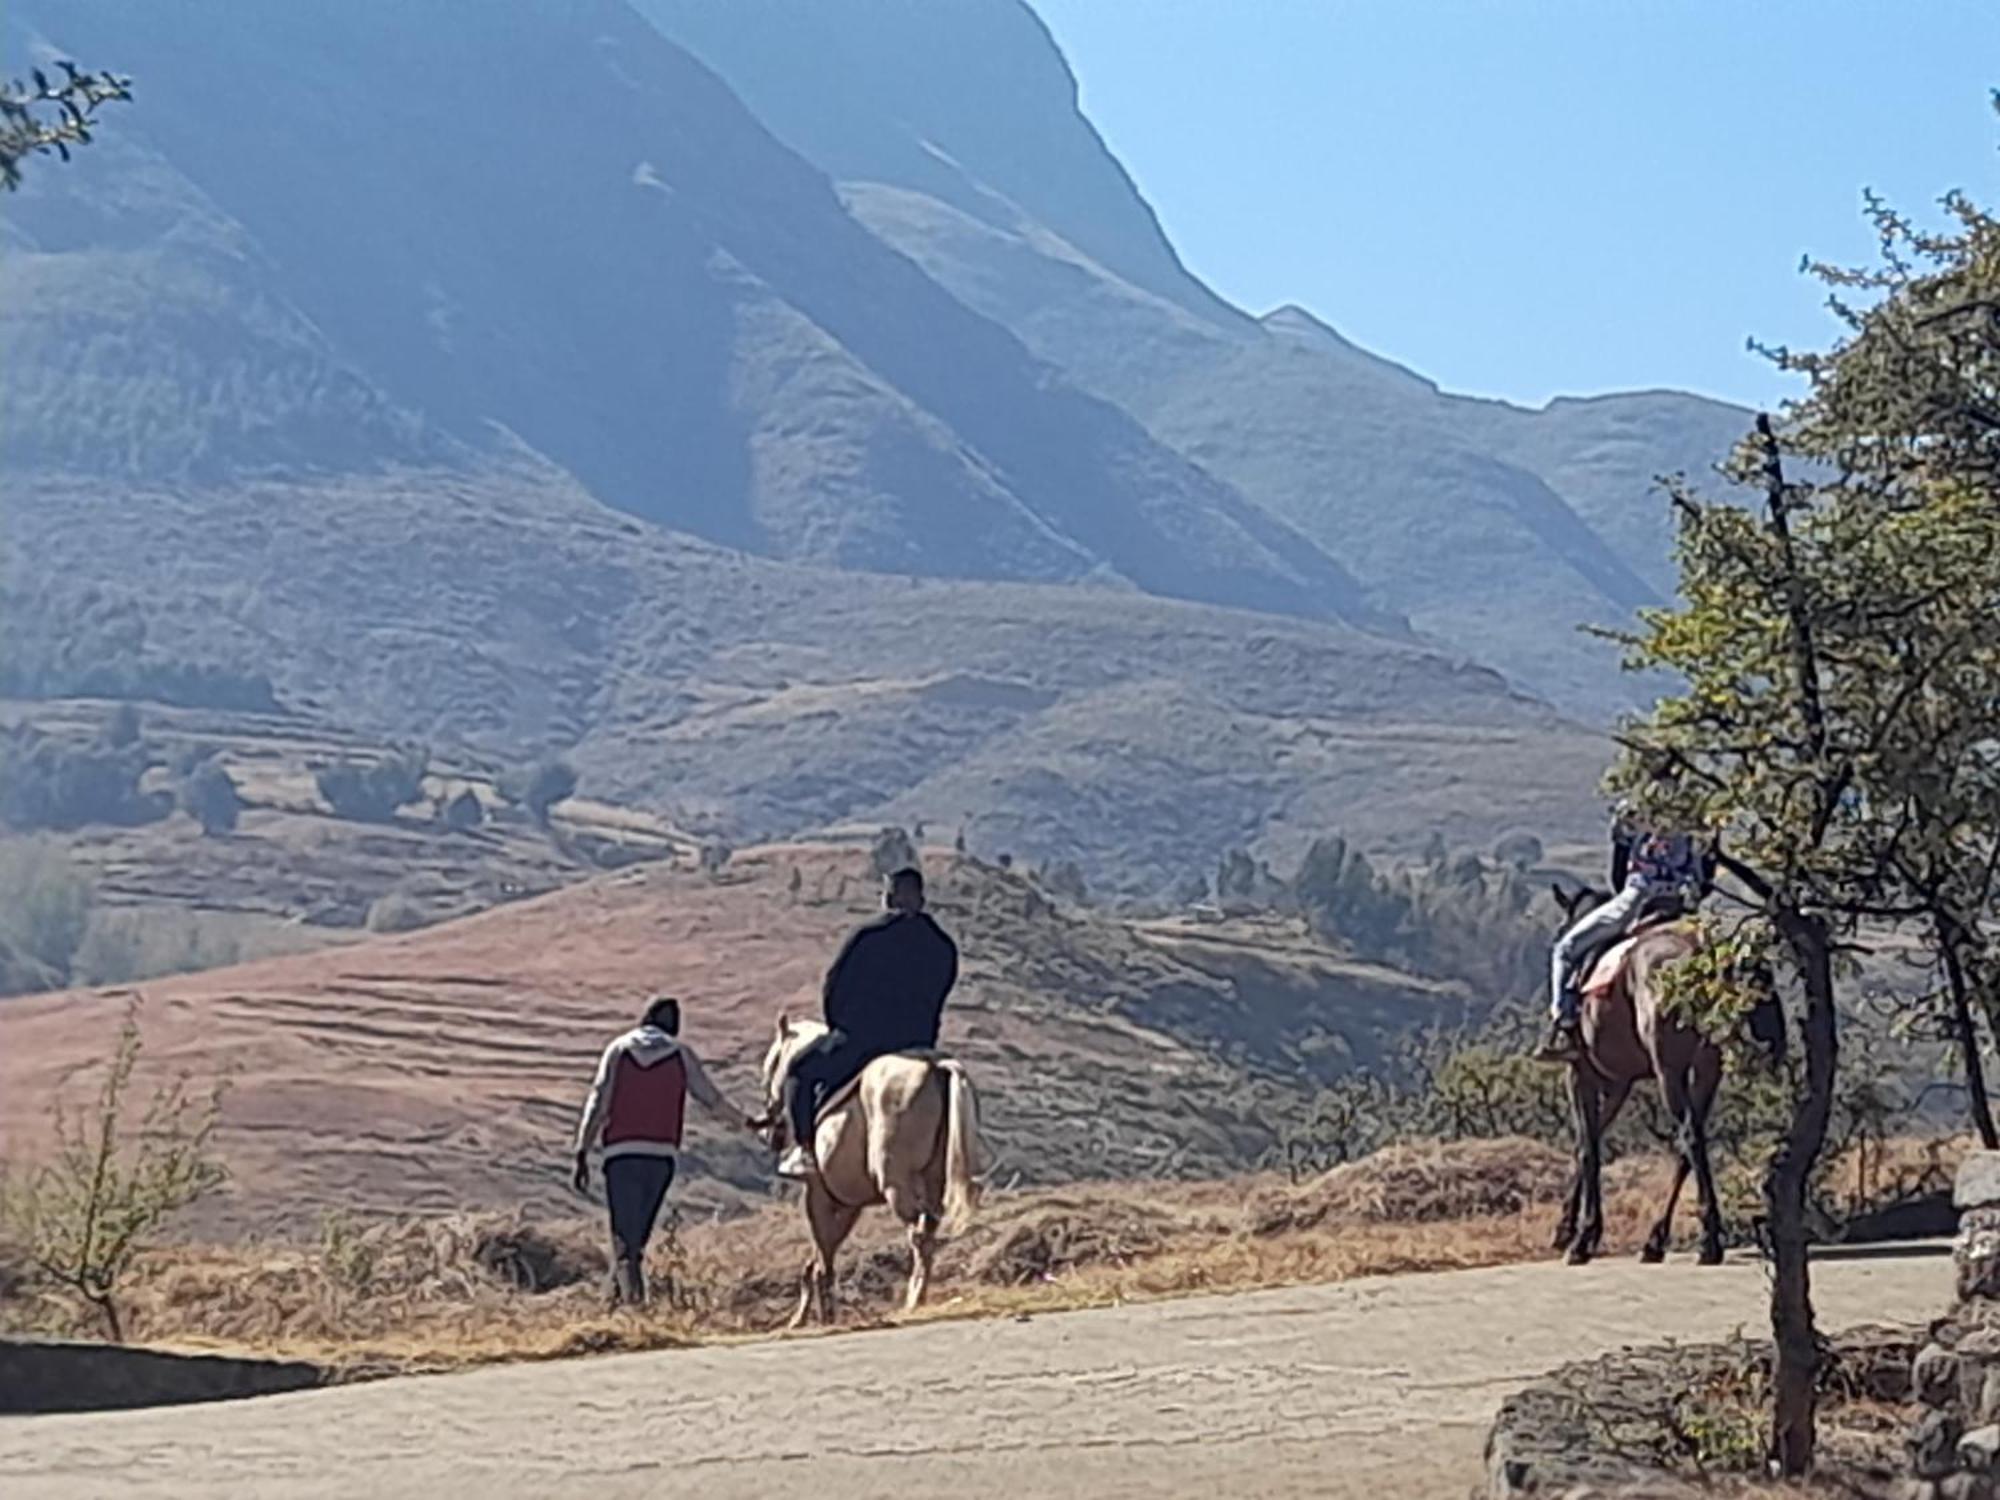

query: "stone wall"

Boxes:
[1905, 1153, 2000, 1499]
[0, 1338, 325, 1414]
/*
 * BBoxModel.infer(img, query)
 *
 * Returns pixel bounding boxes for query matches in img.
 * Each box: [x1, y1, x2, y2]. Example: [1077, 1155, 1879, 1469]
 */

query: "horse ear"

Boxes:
[774, 1011, 790, 1039]
[1550, 882, 1566, 907]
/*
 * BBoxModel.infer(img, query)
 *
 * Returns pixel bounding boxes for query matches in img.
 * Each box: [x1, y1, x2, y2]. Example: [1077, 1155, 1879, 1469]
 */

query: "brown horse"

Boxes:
[759, 1016, 981, 1326]
[1549, 884, 1783, 1268]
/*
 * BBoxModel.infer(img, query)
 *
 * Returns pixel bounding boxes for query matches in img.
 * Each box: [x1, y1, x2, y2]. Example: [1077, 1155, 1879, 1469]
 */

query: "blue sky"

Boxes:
[1031, 0, 1997, 409]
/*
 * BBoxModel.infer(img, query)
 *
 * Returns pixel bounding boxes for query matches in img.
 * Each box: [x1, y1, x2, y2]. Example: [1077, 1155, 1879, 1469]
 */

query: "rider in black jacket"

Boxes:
[779, 866, 959, 1177]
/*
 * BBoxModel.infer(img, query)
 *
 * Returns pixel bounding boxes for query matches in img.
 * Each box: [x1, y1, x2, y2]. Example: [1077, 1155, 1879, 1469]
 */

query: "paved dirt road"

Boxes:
[1, 1249, 1950, 1500]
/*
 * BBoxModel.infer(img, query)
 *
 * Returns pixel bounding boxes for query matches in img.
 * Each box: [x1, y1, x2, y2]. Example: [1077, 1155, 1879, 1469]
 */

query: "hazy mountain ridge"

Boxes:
[643, 0, 1752, 714]
[2, 0, 1384, 630]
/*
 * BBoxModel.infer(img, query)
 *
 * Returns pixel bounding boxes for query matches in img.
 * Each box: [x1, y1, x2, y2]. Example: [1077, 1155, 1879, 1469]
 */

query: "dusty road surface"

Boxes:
[1, 1249, 1949, 1500]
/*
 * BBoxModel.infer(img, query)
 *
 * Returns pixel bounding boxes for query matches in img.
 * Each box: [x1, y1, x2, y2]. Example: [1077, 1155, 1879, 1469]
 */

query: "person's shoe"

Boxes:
[777, 1145, 818, 1180]
[1534, 1020, 1584, 1064]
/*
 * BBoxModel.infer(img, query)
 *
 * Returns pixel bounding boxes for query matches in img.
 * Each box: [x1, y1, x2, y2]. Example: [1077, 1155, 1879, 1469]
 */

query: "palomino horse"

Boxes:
[1550, 884, 1784, 1268]
[760, 1017, 981, 1326]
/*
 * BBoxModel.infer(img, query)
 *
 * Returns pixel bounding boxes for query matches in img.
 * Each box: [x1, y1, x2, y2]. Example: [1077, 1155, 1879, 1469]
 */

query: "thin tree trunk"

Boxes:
[1940, 915, 2000, 1149]
[1767, 908, 1838, 1476]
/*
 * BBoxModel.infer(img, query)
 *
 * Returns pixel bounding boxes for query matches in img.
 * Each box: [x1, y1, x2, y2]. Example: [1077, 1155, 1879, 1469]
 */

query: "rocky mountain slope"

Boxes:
[0, 0, 1627, 894]
[641, 0, 1752, 714]
[6, 472, 1607, 894]
[1, 0, 1381, 628]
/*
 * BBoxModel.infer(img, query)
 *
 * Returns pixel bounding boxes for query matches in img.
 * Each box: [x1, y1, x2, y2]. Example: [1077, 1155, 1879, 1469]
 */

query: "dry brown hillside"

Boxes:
[0, 846, 1472, 1234]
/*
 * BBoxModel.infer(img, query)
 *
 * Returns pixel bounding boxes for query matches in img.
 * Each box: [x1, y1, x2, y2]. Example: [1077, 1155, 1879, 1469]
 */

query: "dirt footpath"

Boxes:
[0, 1249, 1950, 1500]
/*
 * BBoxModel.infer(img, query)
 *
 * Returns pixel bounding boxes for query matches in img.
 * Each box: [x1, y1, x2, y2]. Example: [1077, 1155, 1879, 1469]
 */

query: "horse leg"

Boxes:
[1642, 1067, 1694, 1265]
[1687, 1050, 1726, 1266]
[1566, 1069, 1607, 1266]
[1553, 1168, 1582, 1252]
[905, 1212, 939, 1312]
[791, 1179, 860, 1329]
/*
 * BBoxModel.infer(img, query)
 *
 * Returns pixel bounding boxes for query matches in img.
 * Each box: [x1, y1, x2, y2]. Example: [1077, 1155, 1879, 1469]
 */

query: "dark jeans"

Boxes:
[785, 1029, 876, 1149]
[604, 1154, 677, 1265]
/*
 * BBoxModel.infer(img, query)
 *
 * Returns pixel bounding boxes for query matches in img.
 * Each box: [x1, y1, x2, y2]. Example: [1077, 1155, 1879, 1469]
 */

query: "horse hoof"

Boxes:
[1698, 1247, 1725, 1267]
[1565, 1246, 1592, 1267]
[1639, 1244, 1666, 1265]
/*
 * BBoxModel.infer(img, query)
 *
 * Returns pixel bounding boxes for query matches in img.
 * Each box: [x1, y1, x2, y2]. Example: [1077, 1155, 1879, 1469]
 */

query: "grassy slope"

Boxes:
[0, 846, 1490, 1232]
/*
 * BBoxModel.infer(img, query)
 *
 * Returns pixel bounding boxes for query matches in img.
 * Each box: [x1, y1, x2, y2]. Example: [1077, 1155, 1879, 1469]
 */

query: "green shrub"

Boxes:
[315, 749, 427, 823]
[0, 1004, 225, 1341]
[495, 759, 576, 825]
[0, 839, 94, 994]
[0, 727, 168, 832]
[176, 758, 242, 837]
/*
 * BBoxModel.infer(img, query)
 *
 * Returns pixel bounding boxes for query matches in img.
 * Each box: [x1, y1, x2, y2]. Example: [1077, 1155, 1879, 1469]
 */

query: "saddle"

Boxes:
[1579, 907, 1689, 1002]
[810, 1048, 949, 1129]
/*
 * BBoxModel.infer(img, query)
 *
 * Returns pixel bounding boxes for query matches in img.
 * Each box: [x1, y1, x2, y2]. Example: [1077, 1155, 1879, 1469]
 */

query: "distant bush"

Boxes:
[71, 910, 242, 989]
[1289, 831, 1546, 1001]
[365, 891, 431, 934]
[176, 759, 242, 837]
[869, 826, 918, 878]
[0, 581, 281, 713]
[0, 839, 94, 995]
[495, 759, 576, 825]
[315, 749, 427, 824]
[102, 703, 142, 749]
[1492, 830, 1545, 871]
[440, 788, 485, 832]
[0, 726, 168, 832]
[1041, 859, 1089, 905]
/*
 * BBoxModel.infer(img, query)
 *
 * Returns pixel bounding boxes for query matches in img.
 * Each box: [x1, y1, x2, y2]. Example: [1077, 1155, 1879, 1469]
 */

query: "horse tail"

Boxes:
[937, 1060, 981, 1234]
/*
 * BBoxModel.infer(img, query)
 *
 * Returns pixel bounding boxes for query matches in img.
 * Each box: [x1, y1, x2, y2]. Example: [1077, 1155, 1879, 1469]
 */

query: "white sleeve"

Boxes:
[682, 1047, 741, 1121]
[573, 1041, 620, 1153]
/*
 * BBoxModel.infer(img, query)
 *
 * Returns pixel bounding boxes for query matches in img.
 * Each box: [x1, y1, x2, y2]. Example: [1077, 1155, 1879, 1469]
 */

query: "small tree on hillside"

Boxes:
[177, 758, 241, 837]
[0, 1005, 226, 1341]
[315, 748, 427, 823]
[441, 787, 485, 832]
[102, 702, 141, 749]
[1492, 830, 1544, 872]
[869, 825, 918, 878]
[0, 839, 93, 994]
[495, 758, 577, 826]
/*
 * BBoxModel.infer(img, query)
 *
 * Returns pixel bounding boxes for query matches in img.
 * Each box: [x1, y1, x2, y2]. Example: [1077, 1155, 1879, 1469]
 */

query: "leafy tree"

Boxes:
[0, 726, 167, 832]
[869, 825, 918, 878]
[495, 758, 576, 826]
[0, 839, 93, 994]
[176, 758, 241, 837]
[0, 60, 130, 191]
[0, 1004, 225, 1341]
[1493, 830, 1544, 872]
[102, 703, 141, 750]
[440, 787, 485, 832]
[315, 748, 428, 823]
[1611, 154, 2000, 1473]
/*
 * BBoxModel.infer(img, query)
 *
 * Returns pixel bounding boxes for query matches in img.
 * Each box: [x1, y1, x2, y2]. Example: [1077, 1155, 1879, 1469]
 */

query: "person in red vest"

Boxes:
[572, 996, 754, 1304]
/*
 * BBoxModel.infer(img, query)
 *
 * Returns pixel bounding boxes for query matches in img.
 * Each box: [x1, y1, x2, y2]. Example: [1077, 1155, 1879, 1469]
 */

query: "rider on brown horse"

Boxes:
[774, 866, 959, 1179]
[1538, 763, 1716, 1064]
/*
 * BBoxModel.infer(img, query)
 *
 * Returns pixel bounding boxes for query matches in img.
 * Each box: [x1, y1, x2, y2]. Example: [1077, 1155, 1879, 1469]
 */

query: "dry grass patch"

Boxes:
[0, 1137, 1700, 1373]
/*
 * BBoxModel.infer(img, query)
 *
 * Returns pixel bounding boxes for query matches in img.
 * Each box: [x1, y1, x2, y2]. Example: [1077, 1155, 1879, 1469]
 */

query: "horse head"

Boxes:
[1550, 881, 1609, 926]
[759, 1011, 828, 1112]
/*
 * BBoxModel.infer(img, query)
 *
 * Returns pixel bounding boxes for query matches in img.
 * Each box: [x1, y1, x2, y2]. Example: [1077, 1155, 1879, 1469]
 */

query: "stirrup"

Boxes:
[777, 1145, 818, 1180]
